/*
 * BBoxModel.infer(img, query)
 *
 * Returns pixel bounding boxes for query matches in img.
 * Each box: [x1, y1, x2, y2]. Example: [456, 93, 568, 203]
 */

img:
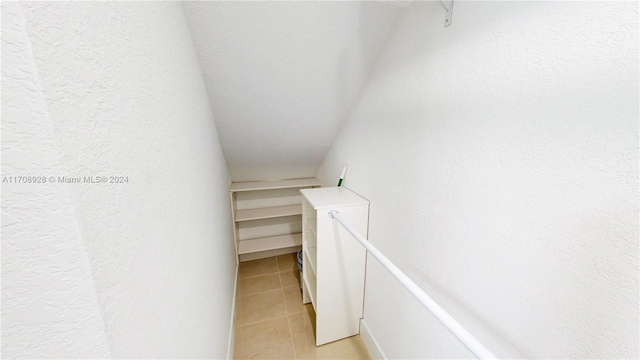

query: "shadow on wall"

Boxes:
[329, 2, 407, 152]
[410, 268, 533, 357]
[323, 0, 639, 358]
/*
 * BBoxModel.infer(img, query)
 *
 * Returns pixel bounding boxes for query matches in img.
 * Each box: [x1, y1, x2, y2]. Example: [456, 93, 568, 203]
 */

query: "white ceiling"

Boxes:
[182, 1, 405, 181]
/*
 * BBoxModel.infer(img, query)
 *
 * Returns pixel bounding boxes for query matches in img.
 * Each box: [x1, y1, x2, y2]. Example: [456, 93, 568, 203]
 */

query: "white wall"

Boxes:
[317, 1, 639, 358]
[1, 4, 111, 357]
[182, 1, 403, 182]
[1, 2, 236, 358]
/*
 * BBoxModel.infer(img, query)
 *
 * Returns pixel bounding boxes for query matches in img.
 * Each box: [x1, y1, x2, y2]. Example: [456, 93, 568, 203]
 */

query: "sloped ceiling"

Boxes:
[182, 1, 404, 182]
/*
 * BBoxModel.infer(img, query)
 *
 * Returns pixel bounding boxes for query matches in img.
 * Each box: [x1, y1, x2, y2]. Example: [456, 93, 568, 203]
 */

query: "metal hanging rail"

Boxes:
[328, 210, 496, 360]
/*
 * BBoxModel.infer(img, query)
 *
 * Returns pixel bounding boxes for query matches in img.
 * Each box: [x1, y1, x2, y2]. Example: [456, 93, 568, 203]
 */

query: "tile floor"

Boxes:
[234, 254, 371, 359]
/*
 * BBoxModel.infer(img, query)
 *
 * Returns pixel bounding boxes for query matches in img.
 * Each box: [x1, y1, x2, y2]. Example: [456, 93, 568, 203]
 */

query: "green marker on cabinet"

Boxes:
[337, 164, 347, 187]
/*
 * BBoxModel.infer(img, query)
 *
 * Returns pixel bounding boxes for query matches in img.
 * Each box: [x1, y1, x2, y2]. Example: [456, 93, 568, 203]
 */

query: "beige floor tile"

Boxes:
[233, 327, 243, 359]
[290, 307, 369, 360]
[239, 257, 279, 279]
[276, 253, 298, 273]
[235, 294, 243, 325]
[240, 289, 287, 325]
[295, 334, 371, 360]
[239, 273, 281, 296]
[320, 335, 371, 359]
[291, 326, 318, 359]
[236, 256, 372, 360]
[283, 285, 307, 315]
[287, 307, 315, 334]
[237, 317, 295, 359]
[235, 279, 243, 324]
[280, 268, 301, 288]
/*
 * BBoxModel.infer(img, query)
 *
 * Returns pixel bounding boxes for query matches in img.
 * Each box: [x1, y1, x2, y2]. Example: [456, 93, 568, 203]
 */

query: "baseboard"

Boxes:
[360, 319, 386, 360]
[226, 263, 239, 360]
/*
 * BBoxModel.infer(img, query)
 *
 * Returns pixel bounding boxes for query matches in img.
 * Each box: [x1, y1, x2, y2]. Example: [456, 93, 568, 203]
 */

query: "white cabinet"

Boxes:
[230, 178, 322, 262]
[300, 187, 369, 346]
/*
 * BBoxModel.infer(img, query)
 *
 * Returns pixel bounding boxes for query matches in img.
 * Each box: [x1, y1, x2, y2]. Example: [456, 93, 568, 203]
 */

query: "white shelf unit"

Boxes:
[230, 178, 322, 262]
[300, 187, 369, 346]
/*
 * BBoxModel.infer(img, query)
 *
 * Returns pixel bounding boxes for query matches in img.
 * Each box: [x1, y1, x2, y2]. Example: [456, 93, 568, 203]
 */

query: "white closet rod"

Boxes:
[328, 210, 496, 360]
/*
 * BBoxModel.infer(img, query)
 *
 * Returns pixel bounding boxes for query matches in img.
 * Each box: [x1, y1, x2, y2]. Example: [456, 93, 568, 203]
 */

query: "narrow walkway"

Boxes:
[234, 254, 371, 359]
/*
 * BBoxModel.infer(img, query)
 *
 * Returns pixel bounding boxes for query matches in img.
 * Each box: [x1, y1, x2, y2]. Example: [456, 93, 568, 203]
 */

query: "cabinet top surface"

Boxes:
[230, 178, 322, 192]
[300, 187, 368, 209]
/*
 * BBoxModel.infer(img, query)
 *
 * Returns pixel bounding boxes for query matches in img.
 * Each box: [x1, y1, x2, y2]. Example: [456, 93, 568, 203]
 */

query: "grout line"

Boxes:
[238, 283, 283, 298]
[276, 257, 285, 289]
[286, 312, 298, 360]
[237, 253, 303, 356]
[240, 285, 300, 298]
[238, 270, 280, 280]
[280, 257, 298, 360]
[239, 254, 297, 280]
[280, 271, 289, 315]
[237, 314, 290, 329]
[237, 287, 288, 327]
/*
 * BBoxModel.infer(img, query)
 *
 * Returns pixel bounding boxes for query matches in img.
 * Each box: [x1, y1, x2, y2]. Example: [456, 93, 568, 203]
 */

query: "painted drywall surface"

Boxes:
[182, 1, 403, 182]
[317, 1, 639, 358]
[1, 4, 111, 357]
[2, 2, 236, 358]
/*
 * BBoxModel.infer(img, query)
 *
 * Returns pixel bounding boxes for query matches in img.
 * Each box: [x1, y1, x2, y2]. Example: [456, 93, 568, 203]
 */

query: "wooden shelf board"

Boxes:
[238, 233, 302, 255]
[236, 204, 302, 222]
[308, 221, 317, 236]
[230, 178, 322, 192]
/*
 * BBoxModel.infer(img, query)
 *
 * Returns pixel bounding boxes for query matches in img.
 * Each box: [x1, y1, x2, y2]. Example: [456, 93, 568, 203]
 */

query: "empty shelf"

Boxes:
[230, 178, 322, 192]
[238, 233, 302, 254]
[308, 221, 317, 236]
[305, 247, 317, 275]
[235, 204, 302, 222]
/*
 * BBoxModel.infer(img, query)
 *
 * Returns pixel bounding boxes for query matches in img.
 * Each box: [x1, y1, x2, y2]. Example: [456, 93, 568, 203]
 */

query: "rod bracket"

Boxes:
[441, 0, 454, 27]
[328, 210, 339, 219]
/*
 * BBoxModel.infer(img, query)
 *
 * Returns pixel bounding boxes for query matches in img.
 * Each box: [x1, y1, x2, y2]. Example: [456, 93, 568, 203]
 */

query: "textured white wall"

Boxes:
[1, 2, 235, 358]
[1, 4, 111, 357]
[182, 1, 403, 182]
[317, 1, 639, 358]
